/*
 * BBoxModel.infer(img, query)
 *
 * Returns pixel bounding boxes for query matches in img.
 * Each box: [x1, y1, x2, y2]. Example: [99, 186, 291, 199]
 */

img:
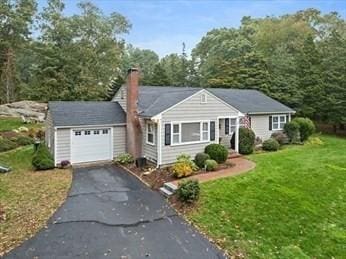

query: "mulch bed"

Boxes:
[0, 131, 19, 138]
[123, 160, 235, 190]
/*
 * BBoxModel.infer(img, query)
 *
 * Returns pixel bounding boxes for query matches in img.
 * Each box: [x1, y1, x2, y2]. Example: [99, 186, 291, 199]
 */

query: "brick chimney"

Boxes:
[126, 68, 142, 158]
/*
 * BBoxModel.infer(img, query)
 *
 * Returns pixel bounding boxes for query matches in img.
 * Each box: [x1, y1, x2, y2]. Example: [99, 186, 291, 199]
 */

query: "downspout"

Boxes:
[156, 116, 162, 168]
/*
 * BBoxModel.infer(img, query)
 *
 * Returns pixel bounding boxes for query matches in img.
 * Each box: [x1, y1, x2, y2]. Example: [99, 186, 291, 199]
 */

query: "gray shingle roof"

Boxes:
[138, 86, 201, 117]
[49, 101, 125, 127]
[207, 88, 295, 114]
[137, 86, 294, 116]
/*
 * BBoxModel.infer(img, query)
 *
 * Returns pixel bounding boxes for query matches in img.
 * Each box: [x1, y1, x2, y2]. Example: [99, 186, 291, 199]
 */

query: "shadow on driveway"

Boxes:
[5, 165, 227, 259]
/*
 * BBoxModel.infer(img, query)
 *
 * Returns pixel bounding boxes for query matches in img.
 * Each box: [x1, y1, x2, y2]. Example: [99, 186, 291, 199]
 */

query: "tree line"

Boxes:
[1, 1, 345, 127]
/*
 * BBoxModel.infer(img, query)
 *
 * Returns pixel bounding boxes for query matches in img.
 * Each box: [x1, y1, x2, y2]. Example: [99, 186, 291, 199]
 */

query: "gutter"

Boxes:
[247, 111, 296, 115]
[54, 123, 126, 129]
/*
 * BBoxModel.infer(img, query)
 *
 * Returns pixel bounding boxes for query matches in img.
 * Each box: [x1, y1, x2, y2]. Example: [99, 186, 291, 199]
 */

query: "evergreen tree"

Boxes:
[149, 63, 170, 86]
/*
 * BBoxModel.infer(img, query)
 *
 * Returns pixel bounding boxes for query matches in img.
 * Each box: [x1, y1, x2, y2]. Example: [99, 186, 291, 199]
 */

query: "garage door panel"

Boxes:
[71, 128, 112, 164]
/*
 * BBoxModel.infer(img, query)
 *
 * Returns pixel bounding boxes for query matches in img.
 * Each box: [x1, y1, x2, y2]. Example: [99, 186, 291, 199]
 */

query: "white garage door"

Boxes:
[71, 128, 112, 164]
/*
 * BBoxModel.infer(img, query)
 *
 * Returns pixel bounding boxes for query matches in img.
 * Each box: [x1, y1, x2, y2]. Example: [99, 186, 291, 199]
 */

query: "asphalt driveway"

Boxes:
[6, 165, 226, 259]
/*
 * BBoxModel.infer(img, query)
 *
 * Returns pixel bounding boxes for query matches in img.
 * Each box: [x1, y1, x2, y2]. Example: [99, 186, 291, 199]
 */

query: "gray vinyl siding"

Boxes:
[160, 91, 239, 165]
[142, 119, 157, 162]
[250, 114, 289, 141]
[112, 85, 127, 111]
[45, 111, 55, 154]
[55, 128, 71, 164]
[113, 125, 126, 157]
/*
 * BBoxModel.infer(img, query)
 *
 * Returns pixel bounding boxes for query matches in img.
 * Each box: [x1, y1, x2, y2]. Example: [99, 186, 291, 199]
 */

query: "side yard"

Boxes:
[187, 135, 346, 258]
[0, 118, 72, 256]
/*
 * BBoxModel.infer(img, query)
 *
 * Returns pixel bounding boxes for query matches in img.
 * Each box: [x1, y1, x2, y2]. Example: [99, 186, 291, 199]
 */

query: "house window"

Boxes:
[102, 129, 109, 134]
[201, 93, 207, 104]
[75, 131, 81, 136]
[171, 121, 210, 144]
[172, 124, 180, 144]
[84, 130, 91, 135]
[93, 130, 99, 135]
[272, 115, 286, 130]
[182, 122, 200, 142]
[202, 122, 209, 141]
[146, 123, 155, 145]
[230, 118, 237, 133]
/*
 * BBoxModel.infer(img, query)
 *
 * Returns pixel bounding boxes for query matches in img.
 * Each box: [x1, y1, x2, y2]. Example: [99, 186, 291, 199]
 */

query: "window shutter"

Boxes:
[225, 118, 229, 135]
[164, 124, 171, 145]
[210, 121, 215, 141]
[269, 116, 272, 130]
[286, 115, 289, 122]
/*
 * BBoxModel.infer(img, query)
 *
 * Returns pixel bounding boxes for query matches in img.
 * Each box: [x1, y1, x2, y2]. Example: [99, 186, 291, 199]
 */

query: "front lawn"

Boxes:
[188, 135, 346, 258]
[0, 147, 72, 256]
[0, 117, 43, 132]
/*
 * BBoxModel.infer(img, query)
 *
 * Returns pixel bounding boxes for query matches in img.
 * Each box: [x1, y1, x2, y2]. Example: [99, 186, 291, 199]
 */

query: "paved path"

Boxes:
[6, 165, 226, 259]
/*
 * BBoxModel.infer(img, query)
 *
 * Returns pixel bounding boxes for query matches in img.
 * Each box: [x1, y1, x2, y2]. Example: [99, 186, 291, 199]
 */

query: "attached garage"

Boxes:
[45, 101, 126, 165]
[71, 128, 112, 164]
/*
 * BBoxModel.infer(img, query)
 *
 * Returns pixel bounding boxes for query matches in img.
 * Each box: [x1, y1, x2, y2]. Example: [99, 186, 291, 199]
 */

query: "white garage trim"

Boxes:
[56, 123, 125, 129]
[70, 126, 114, 164]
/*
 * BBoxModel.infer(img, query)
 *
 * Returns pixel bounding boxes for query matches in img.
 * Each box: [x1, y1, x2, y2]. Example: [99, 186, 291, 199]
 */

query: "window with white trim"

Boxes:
[146, 123, 155, 145]
[200, 93, 207, 103]
[93, 130, 100, 135]
[84, 130, 91, 135]
[230, 118, 237, 133]
[272, 115, 286, 130]
[102, 129, 108, 134]
[172, 124, 180, 144]
[172, 121, 210, 144]
[75, 131, 81, 136]
[202, 122, 209, 141]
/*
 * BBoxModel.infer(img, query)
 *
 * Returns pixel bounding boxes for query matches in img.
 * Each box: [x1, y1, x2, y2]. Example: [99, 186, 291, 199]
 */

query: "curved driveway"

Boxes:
[6, 165, 226, 259]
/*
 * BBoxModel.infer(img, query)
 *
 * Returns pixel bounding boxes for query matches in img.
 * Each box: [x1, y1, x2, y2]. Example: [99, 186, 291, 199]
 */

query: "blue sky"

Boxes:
[37, 0, 346, 57]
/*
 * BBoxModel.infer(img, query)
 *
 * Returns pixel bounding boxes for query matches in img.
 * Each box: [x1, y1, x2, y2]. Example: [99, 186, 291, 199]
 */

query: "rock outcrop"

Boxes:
[0, 101, 47, 122]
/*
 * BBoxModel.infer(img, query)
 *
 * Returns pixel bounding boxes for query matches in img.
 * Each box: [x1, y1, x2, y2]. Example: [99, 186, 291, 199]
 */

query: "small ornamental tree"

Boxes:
[284, 121, 300, 143]
[238, 127, 255, 154]
[292, 117, 315, 141]
[32, 143, 54, 170]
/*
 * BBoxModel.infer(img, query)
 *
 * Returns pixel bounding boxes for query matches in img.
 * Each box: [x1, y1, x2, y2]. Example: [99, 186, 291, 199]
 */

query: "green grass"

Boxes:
[0, 147, 72, 255]
[0, 117, 43, 132]
[188, 135, 346, 258]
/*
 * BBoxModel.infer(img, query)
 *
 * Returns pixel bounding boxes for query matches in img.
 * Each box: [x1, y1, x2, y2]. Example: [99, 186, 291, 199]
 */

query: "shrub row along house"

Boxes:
[45, 68, 295, 166]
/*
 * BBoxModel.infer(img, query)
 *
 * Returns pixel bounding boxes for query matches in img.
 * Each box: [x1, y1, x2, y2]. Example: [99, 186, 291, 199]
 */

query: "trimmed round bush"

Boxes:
[32, 143, 54, 170]
[194, 152, 210, 168]
[271, 132, 289, 145]
[205, 159, 218, 171]
[177, 180, 200, 203]
[204, 144, 228, 163]
[0, 138, 17, 152]
[262, 138, 280, 151]
[238, 127, 255, 154]
[15, 135, 35, 146]
[284, 121, 300, 143]
[292, 117, 315, 141]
